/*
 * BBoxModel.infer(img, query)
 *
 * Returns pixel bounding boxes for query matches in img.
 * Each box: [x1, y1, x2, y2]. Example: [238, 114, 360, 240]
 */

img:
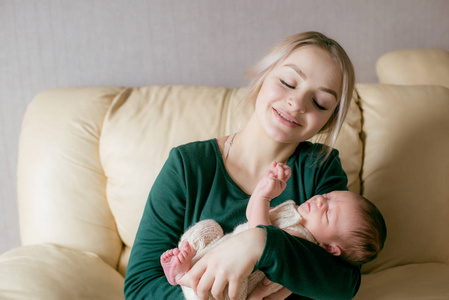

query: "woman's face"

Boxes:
[254, 45, 342, 144]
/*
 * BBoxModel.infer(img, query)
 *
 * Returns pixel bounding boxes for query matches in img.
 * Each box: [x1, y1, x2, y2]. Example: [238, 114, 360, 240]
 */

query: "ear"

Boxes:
[321, 243, 341, 256]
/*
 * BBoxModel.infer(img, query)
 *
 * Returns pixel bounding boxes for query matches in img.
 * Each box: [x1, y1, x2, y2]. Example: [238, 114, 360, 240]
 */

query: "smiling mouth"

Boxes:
[273, 108, 301, 126]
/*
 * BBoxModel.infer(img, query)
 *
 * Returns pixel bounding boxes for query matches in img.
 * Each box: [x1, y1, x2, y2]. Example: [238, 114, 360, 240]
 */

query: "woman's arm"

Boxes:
[256, 225, 361, 299]
[254, 147, 359, 299]
[180, 228, 267, 300]
[180, 225, 360, 300]
[124, 148, 187, 299]
[181, 147, 360, 299]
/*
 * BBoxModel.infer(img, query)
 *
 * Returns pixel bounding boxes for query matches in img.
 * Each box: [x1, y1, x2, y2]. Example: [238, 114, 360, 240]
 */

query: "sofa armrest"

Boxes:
[0, 244, 124, 300]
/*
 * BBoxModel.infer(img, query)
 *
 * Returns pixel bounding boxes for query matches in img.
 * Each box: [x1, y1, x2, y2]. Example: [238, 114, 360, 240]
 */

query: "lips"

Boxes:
[272, 108, 301, 127]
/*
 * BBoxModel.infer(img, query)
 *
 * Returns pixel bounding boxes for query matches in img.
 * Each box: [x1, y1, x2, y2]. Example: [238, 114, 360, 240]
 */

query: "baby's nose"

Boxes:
[316, 197, 327, 209]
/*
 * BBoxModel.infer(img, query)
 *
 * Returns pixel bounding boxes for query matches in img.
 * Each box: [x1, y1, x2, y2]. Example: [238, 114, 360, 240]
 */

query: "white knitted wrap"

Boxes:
[179, 200, 316, 300]
[269, 200, 316, 243]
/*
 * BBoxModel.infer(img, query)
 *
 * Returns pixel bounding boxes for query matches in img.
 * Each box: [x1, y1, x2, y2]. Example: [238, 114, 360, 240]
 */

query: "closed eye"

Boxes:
[280, 79, 295, 89]
[313, 99, 327, 111]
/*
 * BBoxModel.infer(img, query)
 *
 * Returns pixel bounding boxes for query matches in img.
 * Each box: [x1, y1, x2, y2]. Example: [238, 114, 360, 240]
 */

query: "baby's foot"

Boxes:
[160, 241, 196, 285]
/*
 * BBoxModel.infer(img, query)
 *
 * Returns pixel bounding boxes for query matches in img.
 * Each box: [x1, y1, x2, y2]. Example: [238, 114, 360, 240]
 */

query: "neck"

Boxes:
[231, 114, 300, 175]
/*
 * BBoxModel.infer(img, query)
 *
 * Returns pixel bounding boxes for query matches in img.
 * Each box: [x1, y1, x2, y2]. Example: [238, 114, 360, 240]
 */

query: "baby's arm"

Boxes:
[247, 162, 291, 228]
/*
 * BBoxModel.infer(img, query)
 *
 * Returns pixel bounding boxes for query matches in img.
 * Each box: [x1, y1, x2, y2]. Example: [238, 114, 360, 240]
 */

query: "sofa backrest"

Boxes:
[376, 49, 449, 89]
[356, 84, 449, 274]
[18, 85, 363, 275]
[365, 48, 449, 273]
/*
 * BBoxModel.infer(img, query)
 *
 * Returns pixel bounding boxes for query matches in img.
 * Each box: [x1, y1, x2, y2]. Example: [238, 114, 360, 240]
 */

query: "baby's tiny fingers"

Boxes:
[276, 164, 286, 180]
[267, 170, 277, 179]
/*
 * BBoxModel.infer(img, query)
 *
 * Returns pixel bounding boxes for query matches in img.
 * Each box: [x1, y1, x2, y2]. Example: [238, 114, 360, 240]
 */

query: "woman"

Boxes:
[124, 31, 359, 300]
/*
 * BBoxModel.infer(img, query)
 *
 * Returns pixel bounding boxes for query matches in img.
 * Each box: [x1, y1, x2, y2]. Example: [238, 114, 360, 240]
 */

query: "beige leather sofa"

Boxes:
[0, 49, 448, 299]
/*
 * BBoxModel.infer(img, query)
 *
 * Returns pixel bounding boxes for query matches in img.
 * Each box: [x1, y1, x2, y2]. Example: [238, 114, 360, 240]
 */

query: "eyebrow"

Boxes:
[285, 63, 306, 80]
[284, 63, 338, 101]
[321, 87, 338, 101]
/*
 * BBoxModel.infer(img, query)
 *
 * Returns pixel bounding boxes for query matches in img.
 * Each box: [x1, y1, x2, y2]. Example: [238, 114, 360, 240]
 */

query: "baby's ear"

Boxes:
[321, 243, 341, 256]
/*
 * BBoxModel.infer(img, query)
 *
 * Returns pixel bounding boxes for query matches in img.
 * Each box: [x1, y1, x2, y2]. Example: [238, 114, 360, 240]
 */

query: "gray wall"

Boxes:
[1, 0, 448, 254]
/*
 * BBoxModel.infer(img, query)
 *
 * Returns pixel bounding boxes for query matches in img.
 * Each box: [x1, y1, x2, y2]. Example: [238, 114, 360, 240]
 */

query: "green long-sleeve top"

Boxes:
[124, 140, 361, 299]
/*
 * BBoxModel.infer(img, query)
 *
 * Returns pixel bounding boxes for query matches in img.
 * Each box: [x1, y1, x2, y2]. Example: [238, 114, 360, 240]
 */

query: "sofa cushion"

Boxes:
[355, 263, 449, 299]
[357, 84, 449, 274]
[0, 244, 124, 300]
[376, 49, 449, 89]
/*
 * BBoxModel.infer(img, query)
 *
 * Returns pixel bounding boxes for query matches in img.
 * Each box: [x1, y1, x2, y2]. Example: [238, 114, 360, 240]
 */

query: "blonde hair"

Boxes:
[244, 31, 355, 160]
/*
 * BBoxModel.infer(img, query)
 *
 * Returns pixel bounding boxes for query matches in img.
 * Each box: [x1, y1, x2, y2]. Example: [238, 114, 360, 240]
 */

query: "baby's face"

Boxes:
[297, 191, 361, 253]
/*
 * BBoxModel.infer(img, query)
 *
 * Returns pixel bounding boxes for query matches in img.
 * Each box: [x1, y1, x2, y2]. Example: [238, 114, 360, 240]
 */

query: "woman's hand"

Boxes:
[180, 228, 266, 300]
[246, 277, 292, 300]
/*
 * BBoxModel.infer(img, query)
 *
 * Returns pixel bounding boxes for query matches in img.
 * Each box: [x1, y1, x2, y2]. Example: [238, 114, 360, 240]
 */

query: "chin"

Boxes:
[270, 134, 296, 144]
[272, 132, 307, 145]
[263, 123, 308, 144]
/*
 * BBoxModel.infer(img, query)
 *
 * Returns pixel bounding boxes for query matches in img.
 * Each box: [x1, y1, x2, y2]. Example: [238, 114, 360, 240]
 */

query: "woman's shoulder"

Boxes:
[290, 142, 341, 166]
[288, 142, 347, 194]
[169, 139, 220, 162]
[293, 141, 336, 157]
[174, 138, 216, 151]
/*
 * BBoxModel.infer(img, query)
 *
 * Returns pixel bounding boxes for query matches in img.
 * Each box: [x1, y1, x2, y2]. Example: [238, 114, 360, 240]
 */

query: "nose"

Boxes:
[286, 96, 306, 113]
[315, 197, 328, 210]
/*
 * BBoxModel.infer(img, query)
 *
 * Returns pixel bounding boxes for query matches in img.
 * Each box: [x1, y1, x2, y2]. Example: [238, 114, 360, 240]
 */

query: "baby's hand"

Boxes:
[254, 162, 291, 199]
[268, 161, 291, 182]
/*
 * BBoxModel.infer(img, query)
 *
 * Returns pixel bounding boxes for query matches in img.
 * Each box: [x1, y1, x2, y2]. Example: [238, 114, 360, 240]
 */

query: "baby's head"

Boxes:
[298, 191, 387, 265]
